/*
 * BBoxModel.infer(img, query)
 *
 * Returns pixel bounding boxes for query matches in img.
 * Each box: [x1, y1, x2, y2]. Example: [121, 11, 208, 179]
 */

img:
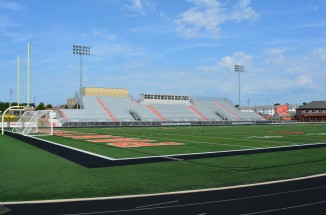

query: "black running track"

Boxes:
[5, 131, 326, 168]
[2, 175, 326, 214]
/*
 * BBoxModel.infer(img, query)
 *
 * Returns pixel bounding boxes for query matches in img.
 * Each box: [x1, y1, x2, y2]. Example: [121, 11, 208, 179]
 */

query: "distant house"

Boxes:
[295, 101, 326, 122]
[275, 104, 288, 117]
[254, 105, 275, 116]
[66, 98, 77, 109]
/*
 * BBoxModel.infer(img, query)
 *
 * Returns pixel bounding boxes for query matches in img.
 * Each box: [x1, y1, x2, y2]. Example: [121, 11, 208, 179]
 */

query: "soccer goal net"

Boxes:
[12, 110, 54, 136]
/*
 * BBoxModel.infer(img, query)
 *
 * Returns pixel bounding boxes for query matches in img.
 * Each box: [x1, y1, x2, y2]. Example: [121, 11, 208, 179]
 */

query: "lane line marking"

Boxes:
[59, 186, 326, 215]
[136, 200, 179, 209]
[240, 200, 326, 215]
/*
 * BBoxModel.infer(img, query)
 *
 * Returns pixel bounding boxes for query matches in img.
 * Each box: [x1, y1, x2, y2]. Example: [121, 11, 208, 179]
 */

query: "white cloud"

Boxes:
[263, 47, 287, 56]
[0, 0, 24, 11]
[125, 0, 144, 15]
[195, 47, 326, 104]
[175, 0, 259, 39]
[198, 51, 252, 72]
[297, 74, 314, 86]
[312, 47, 326, 62]
[229, 0, 259, 22]
[123, 0, 156, 16]
[0, 15, 16, 28]
[91, 29, 116, 41]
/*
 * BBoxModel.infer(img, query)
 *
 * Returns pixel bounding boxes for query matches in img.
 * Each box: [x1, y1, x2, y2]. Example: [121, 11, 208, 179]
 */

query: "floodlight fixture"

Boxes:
[234, 65, 245, 108]
[73, 45, 90, 55]
[235, 65, 244, 72]
[73, 45, 90, 109]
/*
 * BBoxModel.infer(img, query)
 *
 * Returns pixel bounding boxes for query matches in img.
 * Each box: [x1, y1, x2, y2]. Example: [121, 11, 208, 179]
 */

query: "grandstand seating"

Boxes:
[147, 105, 167, 121]
[59, 96, 265, 124]
[150, 104, 202, 121]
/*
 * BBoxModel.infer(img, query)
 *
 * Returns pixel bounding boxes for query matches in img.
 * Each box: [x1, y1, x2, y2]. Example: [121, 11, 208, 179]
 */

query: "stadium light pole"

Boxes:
[235, 65, 245, 108]
[73, 45, 90, 109]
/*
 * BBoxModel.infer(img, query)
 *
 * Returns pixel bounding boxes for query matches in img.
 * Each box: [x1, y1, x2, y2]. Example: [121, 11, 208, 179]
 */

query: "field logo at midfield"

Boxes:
[54, 130, 183, 148]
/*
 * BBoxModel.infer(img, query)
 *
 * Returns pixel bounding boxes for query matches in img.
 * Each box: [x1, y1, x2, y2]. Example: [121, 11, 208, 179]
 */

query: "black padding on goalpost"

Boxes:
[5, 131, 326, 168]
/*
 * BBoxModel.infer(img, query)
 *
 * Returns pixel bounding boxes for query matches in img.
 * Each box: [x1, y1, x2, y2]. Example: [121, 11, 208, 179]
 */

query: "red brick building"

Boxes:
[295, 101, 326, 122]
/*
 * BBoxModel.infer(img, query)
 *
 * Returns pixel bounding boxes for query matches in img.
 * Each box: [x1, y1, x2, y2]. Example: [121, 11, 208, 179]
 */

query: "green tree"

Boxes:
[36, 102, 46, 110]
[46, 104, 53, 109]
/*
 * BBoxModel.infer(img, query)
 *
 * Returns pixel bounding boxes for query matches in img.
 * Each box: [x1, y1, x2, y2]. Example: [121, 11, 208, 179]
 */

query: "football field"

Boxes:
[1, 123, 326, 202]
[41, 123, 326, 159]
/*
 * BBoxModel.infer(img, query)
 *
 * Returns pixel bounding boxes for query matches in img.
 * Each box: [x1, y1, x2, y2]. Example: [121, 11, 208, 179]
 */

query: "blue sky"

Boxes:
[0, 0, 325, 106]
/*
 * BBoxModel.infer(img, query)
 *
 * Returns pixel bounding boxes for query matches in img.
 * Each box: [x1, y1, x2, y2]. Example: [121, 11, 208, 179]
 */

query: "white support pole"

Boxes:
[50, 110, 53, 135]
[35, 111, 38, 134]
[1, 106, 25, 135]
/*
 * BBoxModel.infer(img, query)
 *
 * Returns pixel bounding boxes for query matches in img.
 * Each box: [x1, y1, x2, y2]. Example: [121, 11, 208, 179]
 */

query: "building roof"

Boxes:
[297, 101, 326, 109]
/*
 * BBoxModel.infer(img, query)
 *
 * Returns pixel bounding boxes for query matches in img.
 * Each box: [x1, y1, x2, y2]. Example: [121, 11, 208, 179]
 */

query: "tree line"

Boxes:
[0, 102, 53, 113]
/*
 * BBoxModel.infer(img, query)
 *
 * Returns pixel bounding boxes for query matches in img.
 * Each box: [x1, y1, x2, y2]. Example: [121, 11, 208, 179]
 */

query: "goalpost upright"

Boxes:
[27, 42, 30, 107]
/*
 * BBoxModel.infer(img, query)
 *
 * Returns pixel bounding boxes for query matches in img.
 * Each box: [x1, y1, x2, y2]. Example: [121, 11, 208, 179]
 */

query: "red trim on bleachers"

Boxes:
[147, 105, 167, 121]
[59, 110, 68, 122]
[188, 105, 208, 121]
[213, 101, 242, 121]
[96, 97, 117, 122]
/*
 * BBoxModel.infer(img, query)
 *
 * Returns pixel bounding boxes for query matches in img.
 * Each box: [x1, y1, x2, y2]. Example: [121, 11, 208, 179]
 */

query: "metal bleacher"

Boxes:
[150, 104, 202, 121]
[59, 95, 265, 125]
[193, 99, 240, 121]
[192, 100, 223, 121]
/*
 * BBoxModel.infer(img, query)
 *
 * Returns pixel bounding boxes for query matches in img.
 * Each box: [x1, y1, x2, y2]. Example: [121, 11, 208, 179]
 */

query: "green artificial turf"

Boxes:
[42, 123, 326, 158]
[0, 124, 326, 202]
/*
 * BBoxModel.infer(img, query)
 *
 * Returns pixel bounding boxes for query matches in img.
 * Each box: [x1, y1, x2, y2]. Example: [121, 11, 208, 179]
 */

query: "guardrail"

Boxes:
[61, 120, 300, 128]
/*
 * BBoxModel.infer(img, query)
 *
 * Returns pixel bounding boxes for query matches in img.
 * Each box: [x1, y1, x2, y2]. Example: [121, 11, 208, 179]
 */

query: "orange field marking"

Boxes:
[89, 138, 152, 143]
[108, 142, 183, 148]
[68, 135, 114, 139]
[56, 130, 183, 148]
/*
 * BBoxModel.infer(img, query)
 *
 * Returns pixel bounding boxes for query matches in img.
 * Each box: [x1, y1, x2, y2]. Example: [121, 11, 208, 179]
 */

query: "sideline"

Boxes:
[2, 173, 326, 205]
